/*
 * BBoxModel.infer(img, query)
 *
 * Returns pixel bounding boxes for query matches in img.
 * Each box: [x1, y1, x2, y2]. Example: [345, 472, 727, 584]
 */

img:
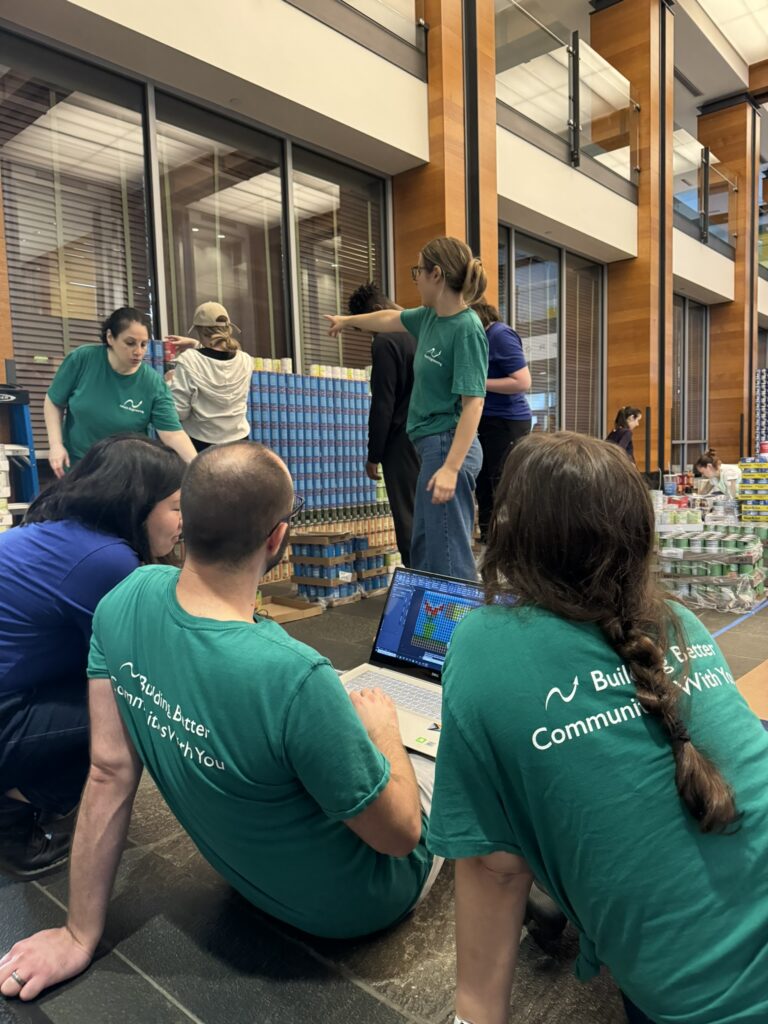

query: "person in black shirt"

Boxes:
[348, 283, 419, 567]
[605, 406, 642, 464]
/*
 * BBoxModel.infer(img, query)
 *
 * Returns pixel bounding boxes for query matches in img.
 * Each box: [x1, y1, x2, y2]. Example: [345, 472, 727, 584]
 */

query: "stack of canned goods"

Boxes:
[658, 523, 765, 610]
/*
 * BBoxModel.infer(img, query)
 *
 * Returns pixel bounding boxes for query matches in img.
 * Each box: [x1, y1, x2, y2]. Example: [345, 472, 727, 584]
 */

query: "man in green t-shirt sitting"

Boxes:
[0, 443, 440, 1002]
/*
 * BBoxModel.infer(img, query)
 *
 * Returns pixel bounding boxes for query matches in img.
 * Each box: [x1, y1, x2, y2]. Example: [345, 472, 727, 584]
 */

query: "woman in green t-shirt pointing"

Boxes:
[326, 237, 488, 581]
[429, 433, 768, 1024]
[45, 307, 197, 477]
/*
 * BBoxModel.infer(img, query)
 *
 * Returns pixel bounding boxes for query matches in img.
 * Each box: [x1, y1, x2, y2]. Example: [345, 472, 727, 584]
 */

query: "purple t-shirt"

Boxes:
[483, 322, 531, 420]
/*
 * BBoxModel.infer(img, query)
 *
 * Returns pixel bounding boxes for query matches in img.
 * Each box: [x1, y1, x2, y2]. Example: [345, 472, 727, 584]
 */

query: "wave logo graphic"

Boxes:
[425, 347, 443, 366]
[119, 399, 144, 414]
[544, 676, 579, 711]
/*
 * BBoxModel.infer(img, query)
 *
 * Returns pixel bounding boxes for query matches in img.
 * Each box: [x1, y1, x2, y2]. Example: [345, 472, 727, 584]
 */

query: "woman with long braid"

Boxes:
[428, 432, 768, 1024]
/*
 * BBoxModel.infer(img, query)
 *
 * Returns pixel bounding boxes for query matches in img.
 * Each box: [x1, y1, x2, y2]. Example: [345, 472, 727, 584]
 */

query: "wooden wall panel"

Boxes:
[392, 0, 466, 306]
[591, 0, 674, 472]
[698, 102, 759, 463]
[0, 179, 13, 384]
[392, 0, 498, 306]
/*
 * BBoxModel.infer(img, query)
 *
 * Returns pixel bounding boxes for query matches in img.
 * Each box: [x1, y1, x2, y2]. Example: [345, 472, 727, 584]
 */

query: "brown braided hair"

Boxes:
[483, 431, 740, 834]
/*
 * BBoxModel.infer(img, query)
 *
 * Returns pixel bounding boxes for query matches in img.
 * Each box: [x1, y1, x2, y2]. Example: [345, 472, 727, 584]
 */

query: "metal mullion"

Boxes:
[282, 140, 303, 372]
[142, 83, 169, 339]
[558, 245, 566, 431]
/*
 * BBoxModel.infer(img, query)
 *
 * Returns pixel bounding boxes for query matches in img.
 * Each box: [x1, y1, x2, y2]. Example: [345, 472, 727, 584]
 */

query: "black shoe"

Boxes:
[524, 883, 568, 955]
[0, 800, 77, 879]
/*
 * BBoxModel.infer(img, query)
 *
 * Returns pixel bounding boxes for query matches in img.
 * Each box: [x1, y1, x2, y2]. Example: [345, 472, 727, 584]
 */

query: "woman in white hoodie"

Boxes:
[167, 302, 252, 452]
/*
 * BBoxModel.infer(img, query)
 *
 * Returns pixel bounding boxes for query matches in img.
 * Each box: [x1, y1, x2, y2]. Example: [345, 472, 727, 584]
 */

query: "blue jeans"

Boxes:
[411, 431, 483, 581]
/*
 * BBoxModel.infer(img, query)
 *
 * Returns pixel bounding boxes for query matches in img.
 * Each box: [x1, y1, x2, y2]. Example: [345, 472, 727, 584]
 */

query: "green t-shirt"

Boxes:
[428, 603, 768, 1023]
[87, 566, 432, 939]
[400, 306, 488, 441]
[48, 345, 182, 462]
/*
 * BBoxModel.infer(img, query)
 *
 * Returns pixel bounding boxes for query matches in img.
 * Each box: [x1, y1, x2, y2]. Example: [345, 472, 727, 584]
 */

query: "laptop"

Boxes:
[341, 567, 486, 759]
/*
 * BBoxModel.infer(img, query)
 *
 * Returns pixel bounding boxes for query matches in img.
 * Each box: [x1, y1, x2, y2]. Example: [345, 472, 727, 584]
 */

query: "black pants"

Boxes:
[189, 435, 248, 453]
[380, 430, 420, 568]
[622, 996, 653, 1023]
[476, 416, 532, 538]
[0, 683, 90, 815]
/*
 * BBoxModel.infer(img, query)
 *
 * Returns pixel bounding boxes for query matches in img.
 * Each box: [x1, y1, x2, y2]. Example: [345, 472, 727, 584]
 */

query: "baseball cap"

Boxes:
[187, 301, 240, 334]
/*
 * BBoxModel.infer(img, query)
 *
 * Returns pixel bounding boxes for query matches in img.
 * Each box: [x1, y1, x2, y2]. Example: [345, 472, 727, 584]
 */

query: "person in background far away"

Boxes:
[694, 448, 742, 500]
[471, 300, 532, 544]
[167, 302, 252, 453]
[605, 406, 642, 465]
[348, 283, 419, 567]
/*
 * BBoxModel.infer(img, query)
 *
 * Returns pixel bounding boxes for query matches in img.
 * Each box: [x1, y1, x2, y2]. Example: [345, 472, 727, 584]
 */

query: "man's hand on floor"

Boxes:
[0, 926, 93, 1000]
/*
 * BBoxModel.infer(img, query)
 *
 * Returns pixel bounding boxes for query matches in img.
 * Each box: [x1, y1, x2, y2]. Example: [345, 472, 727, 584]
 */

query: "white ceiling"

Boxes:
[697, 0, 768, 65]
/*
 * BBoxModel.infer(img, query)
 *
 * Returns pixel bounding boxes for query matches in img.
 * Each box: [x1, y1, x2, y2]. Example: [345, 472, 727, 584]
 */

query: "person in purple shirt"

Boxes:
[0, 434, 185, 878]
[471, 301, 532, 543]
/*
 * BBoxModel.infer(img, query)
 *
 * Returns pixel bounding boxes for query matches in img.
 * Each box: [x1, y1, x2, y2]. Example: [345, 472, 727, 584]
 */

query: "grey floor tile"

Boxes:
[280, 865, 457, 1022]
[42, 847, 415, 1024]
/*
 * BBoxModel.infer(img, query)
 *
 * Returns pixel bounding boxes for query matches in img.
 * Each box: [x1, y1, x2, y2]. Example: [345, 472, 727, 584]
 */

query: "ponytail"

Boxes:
[615, 406, 641, 430]
[462, 257, 487, 305]
[420, 236, 486, 303]
[602, 606, 741, 834]
[695, 448, 721, 471]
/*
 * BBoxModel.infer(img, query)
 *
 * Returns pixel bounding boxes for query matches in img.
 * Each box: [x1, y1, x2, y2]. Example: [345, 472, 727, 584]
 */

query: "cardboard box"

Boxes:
[256, 596, 324, 625]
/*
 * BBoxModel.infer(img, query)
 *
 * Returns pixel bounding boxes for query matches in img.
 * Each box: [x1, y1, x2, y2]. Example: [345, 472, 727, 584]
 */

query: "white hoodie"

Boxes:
[170, 348, 252, 444]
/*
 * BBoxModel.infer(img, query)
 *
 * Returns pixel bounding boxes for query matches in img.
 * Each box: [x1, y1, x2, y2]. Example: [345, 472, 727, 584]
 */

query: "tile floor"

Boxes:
[1, 598, 766, 1024]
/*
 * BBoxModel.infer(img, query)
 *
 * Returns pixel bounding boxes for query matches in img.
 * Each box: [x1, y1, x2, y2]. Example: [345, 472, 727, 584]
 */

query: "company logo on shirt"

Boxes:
[119, 399, 144, 414]
[425, 348, 443, 366]
[544, 676, 579, 710]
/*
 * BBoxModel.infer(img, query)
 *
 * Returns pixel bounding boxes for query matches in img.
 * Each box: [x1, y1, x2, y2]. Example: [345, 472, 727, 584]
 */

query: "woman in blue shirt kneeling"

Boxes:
[0, 434, 185, 878]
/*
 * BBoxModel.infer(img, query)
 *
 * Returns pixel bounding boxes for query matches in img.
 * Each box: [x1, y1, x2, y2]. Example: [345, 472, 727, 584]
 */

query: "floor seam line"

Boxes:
[31, 883, 209, 1024]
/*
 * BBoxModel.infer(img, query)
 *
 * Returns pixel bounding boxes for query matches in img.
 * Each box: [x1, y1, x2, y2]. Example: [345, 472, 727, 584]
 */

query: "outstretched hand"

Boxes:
[0, 927, 93, 1001]
[324, 315, 348, 339]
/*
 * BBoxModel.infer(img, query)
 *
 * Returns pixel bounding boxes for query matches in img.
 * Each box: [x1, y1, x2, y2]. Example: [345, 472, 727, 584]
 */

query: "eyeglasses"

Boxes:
[267, 494, 304, 538]
[410, 265, 426, 281]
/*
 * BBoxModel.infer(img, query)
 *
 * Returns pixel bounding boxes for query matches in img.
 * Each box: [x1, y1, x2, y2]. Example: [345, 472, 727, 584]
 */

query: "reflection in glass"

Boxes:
[0, 52, 150, 445]
[292, 148, 384, 371]
[343, 0, 422, 48]
[671, 294, 708, 471]
[513, 233, 559, 433]
[578, 40, 637, 183]
[156, 97, 287, 360]
[564, 253, 601, 437]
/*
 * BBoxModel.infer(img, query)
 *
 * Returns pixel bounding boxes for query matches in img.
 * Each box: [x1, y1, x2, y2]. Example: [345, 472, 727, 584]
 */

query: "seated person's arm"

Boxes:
[285, 668, 423, 859]
[343, 689, 422, 857]
[0, 679, 143, 1000]
[455, 852, 534, 1024]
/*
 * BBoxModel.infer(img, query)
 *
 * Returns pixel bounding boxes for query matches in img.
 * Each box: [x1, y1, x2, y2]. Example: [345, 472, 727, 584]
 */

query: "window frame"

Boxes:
[671, 293, 710, 472]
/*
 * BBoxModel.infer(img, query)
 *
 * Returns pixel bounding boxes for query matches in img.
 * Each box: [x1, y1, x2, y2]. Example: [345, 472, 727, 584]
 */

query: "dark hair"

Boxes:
[615, 406, 642, 429]
[181, 442, 294, 568]
[694, 448, 721, 471]
[348, 282, 383, 316]
[100, 307, 150, 346]
[483, 432, 740, 835]
[470, 300, 501, 329]
[24, 434, 185, 563]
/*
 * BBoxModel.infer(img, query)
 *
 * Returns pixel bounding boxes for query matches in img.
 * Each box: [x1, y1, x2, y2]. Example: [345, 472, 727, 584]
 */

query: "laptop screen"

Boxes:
[370, 567, 486, 681]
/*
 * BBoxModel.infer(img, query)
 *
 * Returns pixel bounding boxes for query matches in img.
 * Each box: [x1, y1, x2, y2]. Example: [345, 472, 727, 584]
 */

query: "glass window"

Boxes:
[513, 233, 559, 432]
[156, 95, 287, 360]
[292, 148, 385, 371]
[564, 253, 601, 436]
[758, 327, 768, 371]
[671, 294, 708, 471]
[0, 34, 150, 447]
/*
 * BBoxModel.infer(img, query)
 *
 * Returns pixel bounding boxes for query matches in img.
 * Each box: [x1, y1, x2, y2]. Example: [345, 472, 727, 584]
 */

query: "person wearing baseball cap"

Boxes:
[166, 302, 252, 452]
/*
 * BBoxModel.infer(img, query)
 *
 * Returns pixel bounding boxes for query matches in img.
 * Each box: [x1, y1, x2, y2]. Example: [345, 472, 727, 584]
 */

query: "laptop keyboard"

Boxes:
[345, 670, 442, 721]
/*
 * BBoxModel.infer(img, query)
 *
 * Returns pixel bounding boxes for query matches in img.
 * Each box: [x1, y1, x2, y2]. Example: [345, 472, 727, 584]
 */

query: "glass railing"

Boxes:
[342, 0, 423, 49]
[673, 128, 737, 249]
[494, 0, 639, 183]
[578, 40, 639, 183]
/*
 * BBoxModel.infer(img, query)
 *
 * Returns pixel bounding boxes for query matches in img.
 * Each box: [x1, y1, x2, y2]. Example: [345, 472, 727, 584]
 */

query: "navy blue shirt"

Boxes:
[483, 322, 531, 421]
[0, 520, 139, 696]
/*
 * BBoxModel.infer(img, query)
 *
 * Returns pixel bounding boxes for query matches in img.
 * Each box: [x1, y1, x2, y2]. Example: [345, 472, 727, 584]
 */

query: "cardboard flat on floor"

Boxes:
[737, 658, 768, 720]
[256, 596, 324, 625]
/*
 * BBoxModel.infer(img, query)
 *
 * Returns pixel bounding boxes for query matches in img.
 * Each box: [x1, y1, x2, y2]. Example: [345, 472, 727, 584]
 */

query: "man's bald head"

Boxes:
[181, 442, 294, 569]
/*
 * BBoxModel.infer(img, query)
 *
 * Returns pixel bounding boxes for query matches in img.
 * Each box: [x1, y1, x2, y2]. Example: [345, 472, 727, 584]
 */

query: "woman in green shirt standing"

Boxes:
[326, 237, 488, 581]
[45, 307, 197, 477]
[428, 433, 768, 1024]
